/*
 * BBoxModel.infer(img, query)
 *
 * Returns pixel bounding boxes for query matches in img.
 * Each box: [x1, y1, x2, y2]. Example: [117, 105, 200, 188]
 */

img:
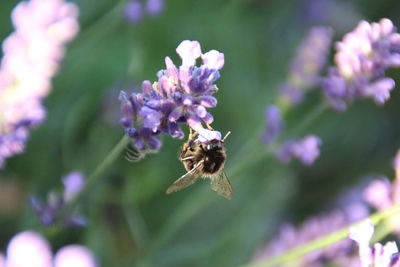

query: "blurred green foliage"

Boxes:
[1, 0, 400, 266]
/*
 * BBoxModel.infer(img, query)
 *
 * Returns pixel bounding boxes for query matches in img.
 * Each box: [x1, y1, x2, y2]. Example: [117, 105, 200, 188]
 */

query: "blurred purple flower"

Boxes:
[125, 0, 164, 23]
[6, 231, 53, 267]
[254, 207, 367, 266]
[120, 40, 224, 156]
[31, 172, 86, 227]
[62, 171, 85, 202]
[262, 105, 283, 144]
[363, 150, 400, 234]
[146, 0, 164, 16]
[0, 0, 79, 168]
[54, 245, 97, 267]
[279, 26, 333, 106]
[277, 135, 322, 165]
[322, 18, 400, 111]
[301, 0, 363, 32]
[125, 0, 143, 23]
[0, 253, 4, 266]
[2, 231, 97, 267]
[350, 220, 400, 267]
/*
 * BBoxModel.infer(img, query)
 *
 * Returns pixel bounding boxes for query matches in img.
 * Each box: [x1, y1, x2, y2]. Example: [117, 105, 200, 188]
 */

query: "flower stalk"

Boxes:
[242, 203, 400, 267]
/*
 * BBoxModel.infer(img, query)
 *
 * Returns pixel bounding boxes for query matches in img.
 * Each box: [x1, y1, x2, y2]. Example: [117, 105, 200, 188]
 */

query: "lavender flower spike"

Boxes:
[125, 0, 165, 23]
[254, 207, 366, 266]
[279, 26, 333, 106]
[3, 231, 97, 267]
[277, 135, 322, 165]
[262, 105, 284, 144]
[363, 149, 400, 234]
[0, 0, 79, 168]
[120, 40, 225, 156]
[31, 171, 86, 227]
[350, 220, 400, 267]
[323, 18, 400, 111]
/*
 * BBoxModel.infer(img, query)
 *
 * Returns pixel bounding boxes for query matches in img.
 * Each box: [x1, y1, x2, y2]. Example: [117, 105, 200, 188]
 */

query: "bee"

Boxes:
[166, 129, 233, 199]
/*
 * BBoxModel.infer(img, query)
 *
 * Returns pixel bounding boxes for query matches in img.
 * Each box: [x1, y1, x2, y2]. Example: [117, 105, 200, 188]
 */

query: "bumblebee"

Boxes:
[166, 129, 233, 199]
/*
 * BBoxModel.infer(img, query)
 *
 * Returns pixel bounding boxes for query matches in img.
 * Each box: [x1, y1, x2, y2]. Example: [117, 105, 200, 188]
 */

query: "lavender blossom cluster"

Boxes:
[279, 26, 333, 106]
[263, 18, 400, 167]
[0, 231, 97, 267]
[255, 149, 400, 266]
[0, 0, 79, 168]
[125, 0, 164, 23]
[323, 18, 400, 111]
[119, 40, 224, 155]
[350, 221, 400, 267]
[254, 207, 367, 266]
[31, 172, 86, 227]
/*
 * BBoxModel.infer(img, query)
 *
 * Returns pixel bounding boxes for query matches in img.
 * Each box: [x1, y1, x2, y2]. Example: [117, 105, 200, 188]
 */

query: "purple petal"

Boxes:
[133, 138, 145, 151]
[202, 50, 225, 70]
[62, 172, 85, 202]
[120, 117, 132, 128]
[141, 80, 153, 96]
[140, 107, 162, 132]
[277, 135, 322, 165]
[148, 136, 162, 150]
[168, 122, 184, 139]
[125, 127, 137, 138]
[349, 220, 374, 266]
[196, 128, 222, 142]
[367, 78, 395, 105]
[146, 0, 164, 16]
[363, 178, 392, 211]
[195, 105, 206, 118]
[119, 91, 134, 117]
[202, 112, 214, 124]
[394, 150, 400, 178]
[262, 105, 284, 144]
[125, 0, 143, 23]
[165, 56, 179, 79]
[54, 245, 97, 267]
[182, 94, 193, 106]
[199, 95, 217, 107]
[176, 40, 202, 68]
[6, 231, 53, 267]
[187, 115, 202, 131]
[169, 107, 184, 121]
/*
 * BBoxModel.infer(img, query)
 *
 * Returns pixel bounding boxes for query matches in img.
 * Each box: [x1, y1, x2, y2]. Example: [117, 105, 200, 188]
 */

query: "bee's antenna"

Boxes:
[222, 131, 231, 142]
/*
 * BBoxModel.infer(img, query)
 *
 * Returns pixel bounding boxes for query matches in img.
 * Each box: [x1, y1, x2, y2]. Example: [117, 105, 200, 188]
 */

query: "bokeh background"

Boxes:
[1, 0, 400, 266]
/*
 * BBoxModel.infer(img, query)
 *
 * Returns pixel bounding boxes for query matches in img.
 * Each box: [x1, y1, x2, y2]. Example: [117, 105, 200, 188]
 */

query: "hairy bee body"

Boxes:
[180, 139, 226, 176]
[166, 131, 233, 199]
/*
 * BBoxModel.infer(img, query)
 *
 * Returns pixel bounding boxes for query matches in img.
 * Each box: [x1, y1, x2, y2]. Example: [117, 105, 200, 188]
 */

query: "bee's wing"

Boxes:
[210, 171, 233, 199]
[165, 161, 202, 194]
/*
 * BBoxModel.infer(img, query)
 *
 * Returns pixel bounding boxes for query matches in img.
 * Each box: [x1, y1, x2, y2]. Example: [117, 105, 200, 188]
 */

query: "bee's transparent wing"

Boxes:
[166, 161, 202, 194]
[210, 171, 233, 199]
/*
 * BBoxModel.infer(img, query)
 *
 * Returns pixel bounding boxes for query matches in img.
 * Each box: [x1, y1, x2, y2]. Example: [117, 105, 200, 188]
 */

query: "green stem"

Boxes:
[283, 102, 328, 138]
[241, 203, 400, 267]
[68, 135, 130, 207]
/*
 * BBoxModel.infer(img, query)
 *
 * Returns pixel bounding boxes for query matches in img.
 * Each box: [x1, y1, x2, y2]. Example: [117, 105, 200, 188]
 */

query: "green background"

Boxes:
[1, 0, 400, 266]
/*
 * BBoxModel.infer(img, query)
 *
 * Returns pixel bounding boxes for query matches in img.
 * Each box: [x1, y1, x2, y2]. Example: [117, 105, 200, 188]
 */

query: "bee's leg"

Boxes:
[188, 127, 199, 139]
[125, 147, 144, 162]
[188, 128, 194, 139]
[181, 156, 195, 161]
[206, 123, 214, 130]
